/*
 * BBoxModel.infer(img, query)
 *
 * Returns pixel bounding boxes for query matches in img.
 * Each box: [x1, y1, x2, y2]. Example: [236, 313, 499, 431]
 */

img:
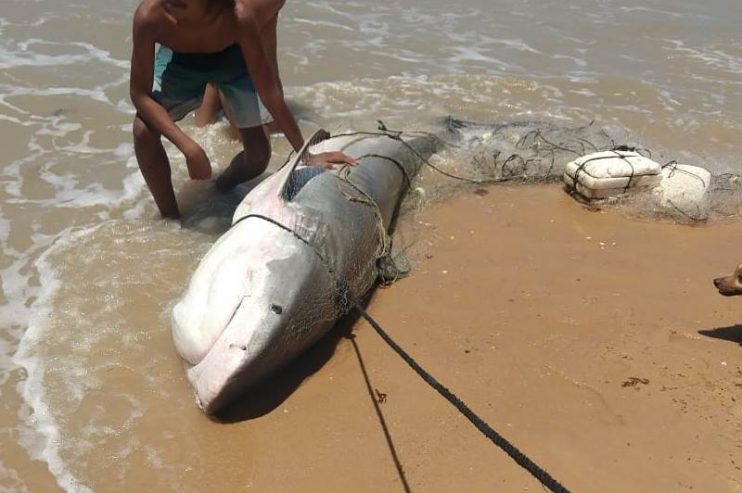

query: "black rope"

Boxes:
[347, 333, 412, 492]
[230, 127, 615, 490]
[353, 303, 572, 493]
[233, 211, 572, 492]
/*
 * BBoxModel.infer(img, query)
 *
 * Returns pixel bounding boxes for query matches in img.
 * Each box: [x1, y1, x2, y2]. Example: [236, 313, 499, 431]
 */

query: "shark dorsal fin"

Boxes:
[275, 129, 332, 201]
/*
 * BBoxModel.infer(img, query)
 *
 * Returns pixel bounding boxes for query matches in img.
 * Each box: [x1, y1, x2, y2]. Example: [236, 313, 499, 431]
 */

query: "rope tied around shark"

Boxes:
[226, 128, 572, 492]
[175, 118, 742, 488]
[238, 118, 728, 279]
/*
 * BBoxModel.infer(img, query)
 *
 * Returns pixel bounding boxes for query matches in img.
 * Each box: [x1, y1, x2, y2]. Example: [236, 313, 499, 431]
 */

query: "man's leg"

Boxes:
[133, 114, 180, 218]
[215, 125, 271, 192]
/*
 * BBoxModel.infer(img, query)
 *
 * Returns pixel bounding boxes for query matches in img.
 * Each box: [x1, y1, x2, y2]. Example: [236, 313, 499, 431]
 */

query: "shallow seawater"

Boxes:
[0, 0, 740, 490]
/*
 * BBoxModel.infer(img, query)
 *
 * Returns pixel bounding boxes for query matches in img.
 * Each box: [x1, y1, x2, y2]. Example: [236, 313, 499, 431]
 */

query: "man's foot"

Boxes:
[216, 150, 265, 192]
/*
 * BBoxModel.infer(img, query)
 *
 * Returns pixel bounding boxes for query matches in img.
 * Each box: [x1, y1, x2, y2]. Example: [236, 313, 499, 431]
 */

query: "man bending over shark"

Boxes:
[130, 0, 355, 218]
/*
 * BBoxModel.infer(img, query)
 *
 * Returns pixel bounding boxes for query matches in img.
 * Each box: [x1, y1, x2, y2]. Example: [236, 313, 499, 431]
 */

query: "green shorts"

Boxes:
[152, 44, 271, 128]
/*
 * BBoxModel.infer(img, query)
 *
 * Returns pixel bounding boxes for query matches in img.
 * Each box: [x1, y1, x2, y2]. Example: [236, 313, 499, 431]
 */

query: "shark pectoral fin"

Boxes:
[276, 129, 332, 202]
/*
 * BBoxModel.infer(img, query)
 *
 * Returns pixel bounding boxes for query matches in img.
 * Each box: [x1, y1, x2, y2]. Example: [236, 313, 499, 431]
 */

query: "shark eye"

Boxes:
[270, 303, 283, 315]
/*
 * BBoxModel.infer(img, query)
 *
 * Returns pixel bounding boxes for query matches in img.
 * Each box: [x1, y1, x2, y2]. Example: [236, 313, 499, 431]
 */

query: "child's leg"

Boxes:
[133, 114, 180, 218]
[194, 83, 242, 140]
[215, 125, 271, 192]
[194, 83, 222, 127]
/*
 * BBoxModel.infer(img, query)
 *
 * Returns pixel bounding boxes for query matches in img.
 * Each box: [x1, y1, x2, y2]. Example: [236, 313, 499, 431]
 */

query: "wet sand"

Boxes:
[7, 183, 742, 492]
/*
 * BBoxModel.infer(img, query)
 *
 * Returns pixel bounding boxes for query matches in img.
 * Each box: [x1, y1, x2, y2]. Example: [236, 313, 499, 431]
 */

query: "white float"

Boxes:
[563, 150, 662, 200]
[652, 163, 712, 219]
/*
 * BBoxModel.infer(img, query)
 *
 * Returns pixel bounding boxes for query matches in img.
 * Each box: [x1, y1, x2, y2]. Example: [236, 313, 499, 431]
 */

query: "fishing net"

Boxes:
[175, 117, 742, 412]
[391, 117, 742, 224]
[269, 117, 741, 301]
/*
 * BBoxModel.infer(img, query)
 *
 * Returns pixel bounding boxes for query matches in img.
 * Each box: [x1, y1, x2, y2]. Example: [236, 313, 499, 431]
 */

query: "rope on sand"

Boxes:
[232, 128, 572, 492]
[354, 302, 572, 493]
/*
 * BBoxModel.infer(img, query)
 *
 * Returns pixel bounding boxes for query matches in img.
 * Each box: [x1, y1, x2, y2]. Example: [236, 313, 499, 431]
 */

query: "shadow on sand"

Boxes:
[212, 158, 415, 423]
[215, 308, 361, 423]
[215, 293, 412, 492]
[177, 172, 270, 234]
[698, 325, 742, 346]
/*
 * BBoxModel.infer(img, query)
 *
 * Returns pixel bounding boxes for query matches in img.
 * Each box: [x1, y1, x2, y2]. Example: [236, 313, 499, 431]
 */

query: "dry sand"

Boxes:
[215, 183, 742, 492]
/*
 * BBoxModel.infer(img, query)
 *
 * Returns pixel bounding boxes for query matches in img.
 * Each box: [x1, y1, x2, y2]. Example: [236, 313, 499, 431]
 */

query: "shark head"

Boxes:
[172, 215, 335, 413]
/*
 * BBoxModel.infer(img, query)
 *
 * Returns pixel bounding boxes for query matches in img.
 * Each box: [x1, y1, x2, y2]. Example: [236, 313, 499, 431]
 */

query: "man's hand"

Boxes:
[306, 151, 358, 169]
[184, 142, 212, 180]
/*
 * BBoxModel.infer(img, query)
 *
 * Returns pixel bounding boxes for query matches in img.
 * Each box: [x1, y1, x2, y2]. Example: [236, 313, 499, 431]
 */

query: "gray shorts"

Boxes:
[152, 44, 271, 128]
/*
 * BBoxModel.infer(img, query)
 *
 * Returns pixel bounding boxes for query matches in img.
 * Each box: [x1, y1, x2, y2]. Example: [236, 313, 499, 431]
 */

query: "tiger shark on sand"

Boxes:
[171, 129, 438, 414]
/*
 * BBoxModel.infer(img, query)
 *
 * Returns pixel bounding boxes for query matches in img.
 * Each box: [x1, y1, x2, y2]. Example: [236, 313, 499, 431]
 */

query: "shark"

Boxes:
[171, 129, 438, 414]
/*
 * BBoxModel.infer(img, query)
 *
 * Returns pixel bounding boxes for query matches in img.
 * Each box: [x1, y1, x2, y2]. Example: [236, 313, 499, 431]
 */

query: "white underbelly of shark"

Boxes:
[171, 130, 438, 414]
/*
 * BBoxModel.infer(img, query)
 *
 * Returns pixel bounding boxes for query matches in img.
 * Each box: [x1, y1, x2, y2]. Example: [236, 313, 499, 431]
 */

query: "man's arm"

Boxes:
[235, 11, 357, 167]
[129, 5, 210, 179]
[235, 9, 304, 152]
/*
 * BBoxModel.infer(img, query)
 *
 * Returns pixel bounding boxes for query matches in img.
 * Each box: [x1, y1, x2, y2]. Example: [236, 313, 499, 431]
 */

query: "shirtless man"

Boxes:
[130, 0, 355, 218]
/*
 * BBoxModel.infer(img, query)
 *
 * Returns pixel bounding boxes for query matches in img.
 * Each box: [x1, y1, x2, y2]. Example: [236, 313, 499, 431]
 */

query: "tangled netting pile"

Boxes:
[396, 117, 742, 223]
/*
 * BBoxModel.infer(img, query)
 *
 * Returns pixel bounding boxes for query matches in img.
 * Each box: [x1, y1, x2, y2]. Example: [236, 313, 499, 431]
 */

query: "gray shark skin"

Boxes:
[172, 131, 438, 414]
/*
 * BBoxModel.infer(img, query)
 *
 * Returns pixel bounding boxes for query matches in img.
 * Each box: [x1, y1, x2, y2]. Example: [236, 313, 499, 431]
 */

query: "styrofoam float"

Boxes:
[563, 150, 662, 200]
[652, 163, 712, 219]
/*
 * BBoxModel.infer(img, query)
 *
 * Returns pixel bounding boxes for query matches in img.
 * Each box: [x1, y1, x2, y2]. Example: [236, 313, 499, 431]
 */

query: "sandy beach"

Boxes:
[2, 0, 741, 490]
[3, 182, 742, 493]
[109, 184, 742, 492]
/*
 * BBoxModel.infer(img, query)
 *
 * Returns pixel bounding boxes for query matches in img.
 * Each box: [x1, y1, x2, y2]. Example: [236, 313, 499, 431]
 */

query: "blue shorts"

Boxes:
[152, 44, 271, 128]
